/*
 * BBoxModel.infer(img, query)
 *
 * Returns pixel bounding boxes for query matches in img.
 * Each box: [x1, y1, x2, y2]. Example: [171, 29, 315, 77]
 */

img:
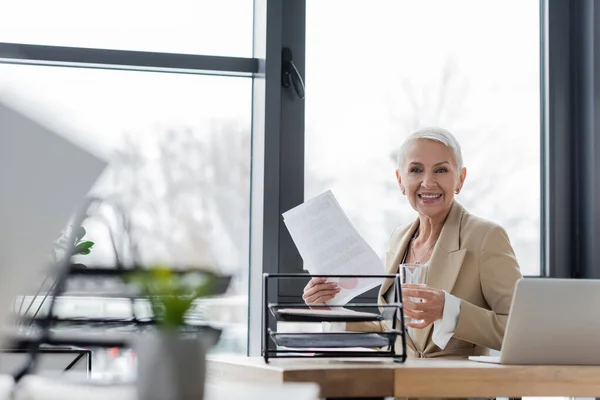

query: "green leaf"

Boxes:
[76, 227, 87, 242]
[74, 241, 94, 255]
[193, 273, 216, 298]
[124, 266, 218, 329]
[77, 241, 95, 250]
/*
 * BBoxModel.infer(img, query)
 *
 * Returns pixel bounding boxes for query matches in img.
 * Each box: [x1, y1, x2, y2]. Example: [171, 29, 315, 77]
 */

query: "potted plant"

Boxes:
[128, 266, 219, 400]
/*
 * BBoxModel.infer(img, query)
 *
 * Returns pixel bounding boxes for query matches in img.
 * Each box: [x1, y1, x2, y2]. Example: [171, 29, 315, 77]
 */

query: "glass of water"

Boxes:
[399, 263, 428, 324]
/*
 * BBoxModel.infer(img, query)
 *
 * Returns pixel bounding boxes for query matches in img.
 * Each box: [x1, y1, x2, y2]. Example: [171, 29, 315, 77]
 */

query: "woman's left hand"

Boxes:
[401, 284, 445, 329]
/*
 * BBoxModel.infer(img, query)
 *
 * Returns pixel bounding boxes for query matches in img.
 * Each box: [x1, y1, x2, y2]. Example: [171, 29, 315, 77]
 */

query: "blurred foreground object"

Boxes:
[0, 96, 107, 345]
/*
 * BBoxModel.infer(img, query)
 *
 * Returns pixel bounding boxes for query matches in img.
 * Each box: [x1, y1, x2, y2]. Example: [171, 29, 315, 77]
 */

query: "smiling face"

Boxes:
[397, 139, 466, 221]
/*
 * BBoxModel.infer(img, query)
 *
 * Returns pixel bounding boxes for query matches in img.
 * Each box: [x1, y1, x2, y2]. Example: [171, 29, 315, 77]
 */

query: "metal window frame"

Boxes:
[545, 0, 575, 279]
[0, 42, 258, 76]
[545, 0, 600, 279]
[247, 0, 306, 357]
[247, 0, 282, 357]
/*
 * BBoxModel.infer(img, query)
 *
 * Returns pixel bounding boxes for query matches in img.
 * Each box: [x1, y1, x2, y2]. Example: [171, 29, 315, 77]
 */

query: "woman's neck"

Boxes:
[415, 214, 445, 245]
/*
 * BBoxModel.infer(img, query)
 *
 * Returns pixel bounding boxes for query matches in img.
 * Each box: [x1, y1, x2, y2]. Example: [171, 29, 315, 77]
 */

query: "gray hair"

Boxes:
[396, 127, 464, 171]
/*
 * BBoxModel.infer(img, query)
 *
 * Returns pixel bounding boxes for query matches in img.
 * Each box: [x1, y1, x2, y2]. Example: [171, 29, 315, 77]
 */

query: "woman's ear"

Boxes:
[395, 170, 406, 195]
[457, 167, 467, 191]
[395, 169, 403, 187]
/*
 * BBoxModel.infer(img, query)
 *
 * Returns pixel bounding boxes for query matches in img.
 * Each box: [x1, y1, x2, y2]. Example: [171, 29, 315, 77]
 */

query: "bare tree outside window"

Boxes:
[97, 122, 251, 275]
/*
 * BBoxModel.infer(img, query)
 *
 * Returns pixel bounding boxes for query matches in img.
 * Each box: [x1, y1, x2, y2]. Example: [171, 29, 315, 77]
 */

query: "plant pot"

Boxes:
[134, 332, 206, 400]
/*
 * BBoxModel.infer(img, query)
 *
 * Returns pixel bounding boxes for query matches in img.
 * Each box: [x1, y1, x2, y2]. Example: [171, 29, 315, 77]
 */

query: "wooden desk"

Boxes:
[208, 356, 600, 398]
[208, 356, 395, 398]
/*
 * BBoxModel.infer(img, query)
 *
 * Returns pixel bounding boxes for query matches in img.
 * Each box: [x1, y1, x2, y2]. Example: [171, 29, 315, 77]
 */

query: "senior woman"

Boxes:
[303, 127, 522, 358]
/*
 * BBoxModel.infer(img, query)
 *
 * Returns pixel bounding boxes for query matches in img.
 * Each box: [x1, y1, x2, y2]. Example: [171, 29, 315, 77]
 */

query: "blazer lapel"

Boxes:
[412, 201, 467, 353]
[379, 221, 419, 298]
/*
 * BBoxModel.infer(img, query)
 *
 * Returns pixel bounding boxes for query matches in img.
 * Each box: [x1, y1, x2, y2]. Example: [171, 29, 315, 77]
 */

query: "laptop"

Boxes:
[0, 96, 107, 345]
[470, 278, 600, 365]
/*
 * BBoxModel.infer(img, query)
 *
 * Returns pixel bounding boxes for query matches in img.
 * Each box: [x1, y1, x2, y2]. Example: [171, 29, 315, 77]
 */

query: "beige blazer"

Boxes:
[347, 201, 522, 358]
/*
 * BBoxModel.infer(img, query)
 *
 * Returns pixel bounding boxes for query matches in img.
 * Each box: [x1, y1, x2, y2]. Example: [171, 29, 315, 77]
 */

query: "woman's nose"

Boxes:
[421, 174, 437, 188]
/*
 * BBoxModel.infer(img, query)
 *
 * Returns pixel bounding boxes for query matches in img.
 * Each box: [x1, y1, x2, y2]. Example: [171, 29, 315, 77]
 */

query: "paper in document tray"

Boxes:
[269, 331, 400, 349]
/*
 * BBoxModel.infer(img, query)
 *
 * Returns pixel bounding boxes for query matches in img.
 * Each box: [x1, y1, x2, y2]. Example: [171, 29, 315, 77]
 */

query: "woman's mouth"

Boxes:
[418, 193, 442, 203]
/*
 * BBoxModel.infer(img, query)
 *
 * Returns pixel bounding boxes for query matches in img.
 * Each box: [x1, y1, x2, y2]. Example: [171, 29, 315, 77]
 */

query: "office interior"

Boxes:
[1, 0, 600, 399]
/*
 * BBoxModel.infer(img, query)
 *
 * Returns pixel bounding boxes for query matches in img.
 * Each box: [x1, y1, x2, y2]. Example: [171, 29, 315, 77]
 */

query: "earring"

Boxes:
[455, 189, 460, 195]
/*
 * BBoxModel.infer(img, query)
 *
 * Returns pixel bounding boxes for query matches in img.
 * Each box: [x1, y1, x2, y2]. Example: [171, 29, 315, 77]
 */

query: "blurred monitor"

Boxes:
[0, 96, 107, 344]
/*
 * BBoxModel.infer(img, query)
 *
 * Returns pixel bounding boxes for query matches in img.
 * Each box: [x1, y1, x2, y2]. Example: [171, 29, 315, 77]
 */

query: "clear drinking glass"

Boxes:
[399, 263, 428, 324]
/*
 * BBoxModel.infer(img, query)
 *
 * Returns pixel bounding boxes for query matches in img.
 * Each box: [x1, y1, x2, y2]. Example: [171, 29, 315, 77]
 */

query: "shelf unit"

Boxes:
[9, 264, 230, 381]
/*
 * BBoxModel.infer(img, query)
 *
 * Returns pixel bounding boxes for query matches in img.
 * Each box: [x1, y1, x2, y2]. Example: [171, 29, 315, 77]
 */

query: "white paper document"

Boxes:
[282, 190, 384, 305]
[276, 308, 380, 319]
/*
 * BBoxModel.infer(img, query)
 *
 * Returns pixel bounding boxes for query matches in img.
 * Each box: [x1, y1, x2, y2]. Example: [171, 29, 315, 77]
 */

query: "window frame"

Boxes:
[0, 42, 257, 76]
[248, 0, 306, 356]
[545, 0, 600, 279]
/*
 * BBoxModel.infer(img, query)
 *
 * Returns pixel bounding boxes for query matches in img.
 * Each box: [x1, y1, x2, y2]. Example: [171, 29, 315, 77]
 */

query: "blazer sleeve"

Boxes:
[453, 225, 523, 350]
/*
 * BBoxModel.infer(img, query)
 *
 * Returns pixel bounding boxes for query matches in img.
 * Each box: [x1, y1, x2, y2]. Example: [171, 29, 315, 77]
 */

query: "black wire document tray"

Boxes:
[270, 306, 396, 322]
[270, 330, 402, 349]
[262, 273, 407, 363]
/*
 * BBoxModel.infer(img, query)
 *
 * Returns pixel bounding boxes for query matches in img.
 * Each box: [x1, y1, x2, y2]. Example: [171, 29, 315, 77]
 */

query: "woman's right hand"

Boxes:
[302, 278, 340, 306]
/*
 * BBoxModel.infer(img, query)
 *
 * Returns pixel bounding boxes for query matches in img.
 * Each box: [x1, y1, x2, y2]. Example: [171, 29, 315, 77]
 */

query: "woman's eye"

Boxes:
[435, 168, 448, 173]
[409, 168, 422, 173]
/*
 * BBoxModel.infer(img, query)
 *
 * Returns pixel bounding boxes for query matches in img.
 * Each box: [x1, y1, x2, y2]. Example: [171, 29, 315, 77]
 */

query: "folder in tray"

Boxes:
[271, 307, 396, 322]
[269, 331, 400, 349]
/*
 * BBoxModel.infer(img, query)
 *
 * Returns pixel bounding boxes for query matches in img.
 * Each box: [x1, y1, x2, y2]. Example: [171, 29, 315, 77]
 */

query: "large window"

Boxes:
[0, 64, 252, 354]
[0, 0, 253, 56]
[305, 0, 541, 276]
